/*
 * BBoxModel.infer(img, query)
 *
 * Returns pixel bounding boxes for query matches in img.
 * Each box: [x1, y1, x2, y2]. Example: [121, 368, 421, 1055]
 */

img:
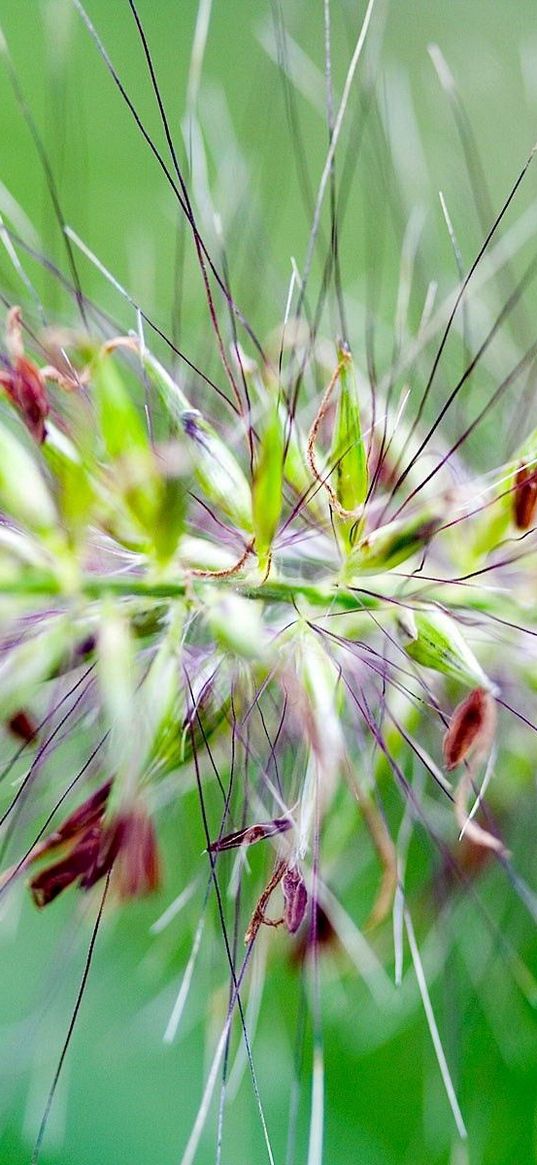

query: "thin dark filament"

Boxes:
[320, 616, 450, 738]
[347, 675, 537, 956]
[0, 700, 95, 871]
[388, 255, 537, 519]
[71, 0, 266, 365]
[388, 143, 537, 496]
[264, 692, 289, 797]
[189, 492, 251, 541]
[219, 244, 255, 469]
[30, 870, 112, 1164]
[2, 34, 88, 328]
[285, 88, 372, 435]
[432, 45, 531, 358]
[126, 0, 246, 419]
[187, 701, 275, 1164]
[0, 661, 96, 786]
[270, 0, 317, 222]
[497, 696, 537, 738]
[324, 0, 348, 342]
[0, 735, 108, 900]
[215, 722, 247, 1165]
[392, 329, 537, 529]
[256, 702, 284, 799]
[0, 666, 96, 829]
[309, 620, 445, 727]
[171, 209, 186, 368]
[5, 223, 229, 402]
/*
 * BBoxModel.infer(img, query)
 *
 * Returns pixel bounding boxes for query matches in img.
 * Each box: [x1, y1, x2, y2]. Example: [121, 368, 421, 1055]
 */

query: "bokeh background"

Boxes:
[1, 3, 537, 1163]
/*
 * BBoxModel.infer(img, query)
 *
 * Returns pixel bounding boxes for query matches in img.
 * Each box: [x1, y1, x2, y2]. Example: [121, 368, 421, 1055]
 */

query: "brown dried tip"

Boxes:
[442, 688, 496, 771]
[244, 859, 286, 945]
[208, 814, 292, 853]
[513, 462, 537, 530]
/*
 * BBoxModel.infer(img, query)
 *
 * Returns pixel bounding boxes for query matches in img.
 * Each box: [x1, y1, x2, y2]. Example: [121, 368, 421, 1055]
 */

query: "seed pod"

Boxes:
[252, 400, 284, 574]
[347, 511, 441, 577]
[151, 441, 191, 564]
[92, 350, 148, 460]
[0, 307, 50, 442]
[282, 865, 308, 933]
[513, 462, 537, 530]
[139, 347, 253, 532]
[443, 688, 496, 771]
[329, 344, 367, 526]
[282, 414, 326, 522]
[400, 607, 493, 691]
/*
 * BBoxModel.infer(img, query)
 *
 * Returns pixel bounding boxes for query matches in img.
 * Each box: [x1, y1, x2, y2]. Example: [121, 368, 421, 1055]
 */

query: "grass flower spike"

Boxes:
[1, 4, 537, 1164]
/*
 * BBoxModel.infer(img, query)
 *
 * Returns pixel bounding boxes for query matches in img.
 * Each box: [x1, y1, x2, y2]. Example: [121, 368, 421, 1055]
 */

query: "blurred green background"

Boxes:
[1, 3, 537, 1163]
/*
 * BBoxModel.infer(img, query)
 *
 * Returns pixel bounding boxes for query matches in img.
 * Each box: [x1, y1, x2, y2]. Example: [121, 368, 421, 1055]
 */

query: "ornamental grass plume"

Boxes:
[1, 2, 537, 1163]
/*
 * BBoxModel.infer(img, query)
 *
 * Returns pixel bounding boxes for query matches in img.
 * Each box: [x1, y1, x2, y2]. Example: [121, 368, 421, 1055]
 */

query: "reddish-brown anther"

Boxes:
[442, 688, 496, 771]
[27, 788, 161, 907]
[27, 780, 112, 907]
[33, 779, 112, 861]
[7, 709, 37, 743]
[282, 865, 307, 934]
[30, 830, 102, 908]
[88, 805, 161, 901]
[0, 356, 50, 444]
[513, 462, 537, 530]
[0, 307, 49, 442]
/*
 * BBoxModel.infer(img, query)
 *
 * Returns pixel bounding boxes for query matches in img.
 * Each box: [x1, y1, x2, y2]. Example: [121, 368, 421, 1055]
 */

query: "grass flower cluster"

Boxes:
[1, 3, 537, 1163]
